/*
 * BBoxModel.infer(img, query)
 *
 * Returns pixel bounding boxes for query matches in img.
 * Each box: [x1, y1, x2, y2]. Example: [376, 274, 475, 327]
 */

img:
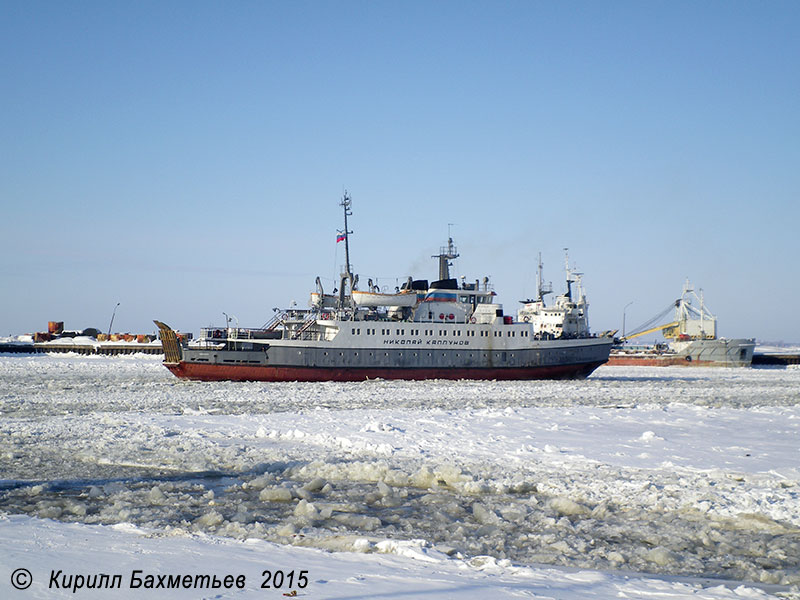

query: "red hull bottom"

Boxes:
[165, 361, 607, 382]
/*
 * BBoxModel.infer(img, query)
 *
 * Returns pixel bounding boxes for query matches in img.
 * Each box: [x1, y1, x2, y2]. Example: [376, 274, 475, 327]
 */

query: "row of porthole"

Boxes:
[317, 351, 517, 359]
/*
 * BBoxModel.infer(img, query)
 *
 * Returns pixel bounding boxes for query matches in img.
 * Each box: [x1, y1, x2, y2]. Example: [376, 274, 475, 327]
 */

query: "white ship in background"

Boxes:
[518, 251, 590, 339]
[609, 281, 755, 367]
[155, 193, 614, 382]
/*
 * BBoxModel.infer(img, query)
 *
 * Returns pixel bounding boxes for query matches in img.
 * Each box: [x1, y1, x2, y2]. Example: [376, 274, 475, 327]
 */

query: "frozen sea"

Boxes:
[1, 354, 799, 599]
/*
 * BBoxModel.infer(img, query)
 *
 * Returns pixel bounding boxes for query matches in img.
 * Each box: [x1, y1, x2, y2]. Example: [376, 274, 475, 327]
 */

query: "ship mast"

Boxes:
[536, 252, 552, 303]
[434, 226, 459, 280]
[563, 248, 573, 301]
[338, 191, 355, 308]
[341, 191, 353, 279]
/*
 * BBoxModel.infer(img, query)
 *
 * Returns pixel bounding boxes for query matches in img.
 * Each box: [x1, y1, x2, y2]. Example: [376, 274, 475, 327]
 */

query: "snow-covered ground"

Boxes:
[1, 354, 799, 599]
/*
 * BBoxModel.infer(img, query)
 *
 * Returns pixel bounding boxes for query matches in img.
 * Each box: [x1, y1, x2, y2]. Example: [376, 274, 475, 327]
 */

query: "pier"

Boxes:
[0, 342, 163, 356]
[752, 352, 800, 366]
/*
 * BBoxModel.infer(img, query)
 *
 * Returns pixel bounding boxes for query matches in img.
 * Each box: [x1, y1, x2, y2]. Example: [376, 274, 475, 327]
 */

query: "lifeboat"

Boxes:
[351, 289, 417, 307]
[310, 292, 337, 309]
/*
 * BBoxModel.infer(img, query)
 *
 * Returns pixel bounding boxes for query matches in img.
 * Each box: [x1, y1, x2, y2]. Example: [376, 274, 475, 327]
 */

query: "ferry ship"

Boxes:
[608, 281, 755, 367]
[155, 194, 614, 382]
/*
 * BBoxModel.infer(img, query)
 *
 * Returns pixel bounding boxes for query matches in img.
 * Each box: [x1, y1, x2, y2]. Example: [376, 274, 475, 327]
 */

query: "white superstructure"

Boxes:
[517, 251, 591, 339]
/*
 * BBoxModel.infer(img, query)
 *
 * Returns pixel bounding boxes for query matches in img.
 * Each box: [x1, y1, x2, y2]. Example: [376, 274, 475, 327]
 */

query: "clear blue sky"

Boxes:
[2, 1, 798, 342]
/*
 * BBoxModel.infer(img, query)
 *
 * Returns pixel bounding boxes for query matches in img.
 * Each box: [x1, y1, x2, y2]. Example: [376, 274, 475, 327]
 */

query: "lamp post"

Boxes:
[107, 302, 120, 337]
[622, 301, 634, 339]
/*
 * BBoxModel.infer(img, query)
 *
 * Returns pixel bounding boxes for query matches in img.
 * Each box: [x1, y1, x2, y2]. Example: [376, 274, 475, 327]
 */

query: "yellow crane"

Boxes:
[620, 321, 679, 342]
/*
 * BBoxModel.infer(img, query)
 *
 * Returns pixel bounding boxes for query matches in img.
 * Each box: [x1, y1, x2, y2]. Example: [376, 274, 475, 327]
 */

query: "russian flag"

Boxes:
[336, 233, 346, 243]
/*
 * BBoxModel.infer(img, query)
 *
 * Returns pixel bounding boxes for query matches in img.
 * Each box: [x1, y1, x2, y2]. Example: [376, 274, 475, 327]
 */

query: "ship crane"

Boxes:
[620, 299, 681, 342]
[620, 321, 680, 342]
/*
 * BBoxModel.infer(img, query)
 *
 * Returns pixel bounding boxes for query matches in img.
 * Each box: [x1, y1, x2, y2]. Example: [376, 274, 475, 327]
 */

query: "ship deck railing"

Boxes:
[200, 327, 280, 341]
[198, 326, 326, 343]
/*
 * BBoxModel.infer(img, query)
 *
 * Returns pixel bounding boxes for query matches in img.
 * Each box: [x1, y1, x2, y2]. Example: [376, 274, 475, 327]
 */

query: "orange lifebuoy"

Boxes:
[523, 316, 530, 322]
[470, 317, 476, 324]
